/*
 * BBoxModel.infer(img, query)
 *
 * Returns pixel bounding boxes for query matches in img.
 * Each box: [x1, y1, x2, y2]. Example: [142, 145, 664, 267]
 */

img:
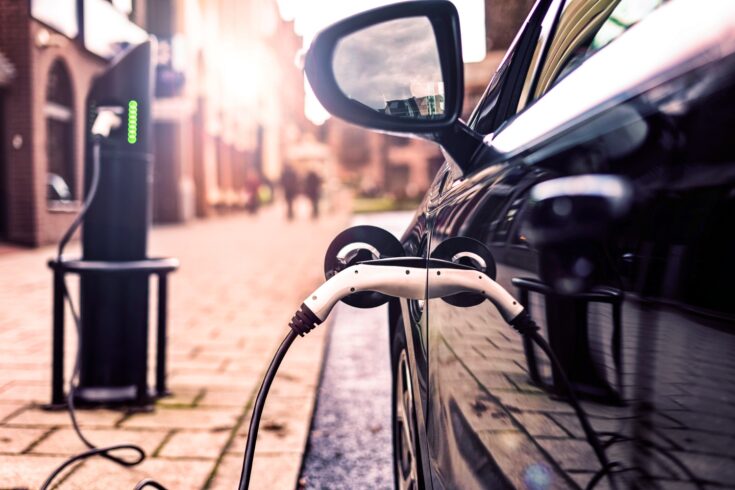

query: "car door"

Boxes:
[424, 0, 735, 489]
[391, 2, 560, 487]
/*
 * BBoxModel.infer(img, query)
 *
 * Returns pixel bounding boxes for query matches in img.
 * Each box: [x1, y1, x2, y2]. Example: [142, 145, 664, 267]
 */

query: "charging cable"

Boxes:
[238, 258, 615, 490]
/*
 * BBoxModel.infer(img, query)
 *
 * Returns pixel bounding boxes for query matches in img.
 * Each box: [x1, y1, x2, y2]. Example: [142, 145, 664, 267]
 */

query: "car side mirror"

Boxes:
[305, 1, 466, 138]
[522, 175, 634, 293]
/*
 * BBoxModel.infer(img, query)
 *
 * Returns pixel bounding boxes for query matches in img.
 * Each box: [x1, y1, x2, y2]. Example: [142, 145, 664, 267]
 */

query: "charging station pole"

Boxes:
[78, 41, 154, 406]
[47, 40, 179, 409]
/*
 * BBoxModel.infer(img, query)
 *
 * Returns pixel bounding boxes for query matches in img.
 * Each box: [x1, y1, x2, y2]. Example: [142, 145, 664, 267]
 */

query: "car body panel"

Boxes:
[394, 1, 735, 488]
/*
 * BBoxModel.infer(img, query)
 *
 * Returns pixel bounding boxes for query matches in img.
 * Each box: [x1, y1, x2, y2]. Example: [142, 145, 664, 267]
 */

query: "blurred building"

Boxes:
[465, 0, 535, 113]
[147, 0, 307, 222]
[0, 0, 149, 246]
[0, 0, 307, 246]
[325, 0, 535, 200]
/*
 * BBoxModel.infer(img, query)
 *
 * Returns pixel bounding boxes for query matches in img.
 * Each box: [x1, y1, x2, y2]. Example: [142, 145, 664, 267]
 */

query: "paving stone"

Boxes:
[167, 372, 263, 389]
[230, 395, 314, 456]
[0, 383, 50, 403]
[121, 408, 239, 431]
[266, 367, 321, 399]
[0, 454, 81, 489]
[5, 407, 124, 428]
[31, 428, 169, 457]
[197, 388, 253, 408]
[209, 453, 301, 490]
[0, 401, 27, 423]
[0, 426, 49, 454]
[61, 456, 214, 489]
[0, 369, 48, 383]
[155, 387, 203, 408]
[157, 430, 231, 459]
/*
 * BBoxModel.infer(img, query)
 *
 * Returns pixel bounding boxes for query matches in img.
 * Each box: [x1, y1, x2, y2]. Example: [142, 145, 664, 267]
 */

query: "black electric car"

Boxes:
[305, 0, 735, 488]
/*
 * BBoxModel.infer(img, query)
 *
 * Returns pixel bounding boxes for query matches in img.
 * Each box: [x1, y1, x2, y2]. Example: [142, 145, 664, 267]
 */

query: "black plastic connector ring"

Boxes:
[508, 310, 540, 336]
[289, 303, 322, 336]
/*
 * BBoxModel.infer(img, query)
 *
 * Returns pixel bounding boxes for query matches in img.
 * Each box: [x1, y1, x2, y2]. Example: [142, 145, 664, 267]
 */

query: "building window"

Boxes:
[46, 60, 75, 204]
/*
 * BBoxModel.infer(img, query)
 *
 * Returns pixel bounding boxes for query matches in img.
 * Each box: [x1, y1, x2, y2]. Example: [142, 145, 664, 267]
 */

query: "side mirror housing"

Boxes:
[305, 1, 464, 133]
[305, 1, 479, 165]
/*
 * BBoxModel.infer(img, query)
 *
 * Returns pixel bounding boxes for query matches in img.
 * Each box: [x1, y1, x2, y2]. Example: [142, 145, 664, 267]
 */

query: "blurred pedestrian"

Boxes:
[281, 164, 299, 220]
[245, 167, 261, 214]
[304, 169, 322, 220]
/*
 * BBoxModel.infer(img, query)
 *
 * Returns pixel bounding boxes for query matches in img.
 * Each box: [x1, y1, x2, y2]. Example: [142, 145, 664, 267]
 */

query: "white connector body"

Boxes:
[303, 263, 524, 323]
[91, 106, 124, 138]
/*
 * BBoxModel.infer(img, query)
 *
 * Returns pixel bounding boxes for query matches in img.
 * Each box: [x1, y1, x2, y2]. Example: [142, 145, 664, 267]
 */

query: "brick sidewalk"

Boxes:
[0, 203, 350, 489]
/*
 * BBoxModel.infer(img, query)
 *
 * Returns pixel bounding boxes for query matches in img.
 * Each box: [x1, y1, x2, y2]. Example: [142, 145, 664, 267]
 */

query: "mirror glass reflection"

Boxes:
[333, 16, 445, 120]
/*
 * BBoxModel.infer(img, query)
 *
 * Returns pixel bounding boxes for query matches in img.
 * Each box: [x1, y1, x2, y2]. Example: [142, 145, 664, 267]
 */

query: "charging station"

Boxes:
[47, 40, 179, 409]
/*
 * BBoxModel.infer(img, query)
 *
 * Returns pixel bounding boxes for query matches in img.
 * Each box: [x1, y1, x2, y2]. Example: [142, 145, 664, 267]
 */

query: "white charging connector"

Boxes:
[290, 258, 525, 336]
[91, 106, 124, 138]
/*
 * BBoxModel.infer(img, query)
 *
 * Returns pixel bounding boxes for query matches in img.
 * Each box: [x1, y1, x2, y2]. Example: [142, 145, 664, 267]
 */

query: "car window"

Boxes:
[468, 44, 519, 134]
[470, 0, 554, 135]
[521, 0, 666, 110]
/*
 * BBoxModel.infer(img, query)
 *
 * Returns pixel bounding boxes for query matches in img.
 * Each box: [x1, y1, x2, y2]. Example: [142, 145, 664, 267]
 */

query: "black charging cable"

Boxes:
[41, 138, 162, 490]
[55, 139, 101, 260]
[237, 330, 299, 490]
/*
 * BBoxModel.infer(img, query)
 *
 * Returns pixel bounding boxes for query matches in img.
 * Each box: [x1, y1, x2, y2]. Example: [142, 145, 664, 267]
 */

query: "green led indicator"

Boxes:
[127, 100, 138, 144]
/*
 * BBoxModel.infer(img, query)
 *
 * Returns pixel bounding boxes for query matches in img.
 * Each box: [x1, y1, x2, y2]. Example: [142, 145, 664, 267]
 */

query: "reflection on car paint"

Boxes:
[420, 38, 735, 489]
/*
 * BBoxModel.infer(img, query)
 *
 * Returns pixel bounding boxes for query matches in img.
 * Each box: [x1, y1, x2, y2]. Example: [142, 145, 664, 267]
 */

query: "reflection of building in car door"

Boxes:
[501, 185, 625, 405]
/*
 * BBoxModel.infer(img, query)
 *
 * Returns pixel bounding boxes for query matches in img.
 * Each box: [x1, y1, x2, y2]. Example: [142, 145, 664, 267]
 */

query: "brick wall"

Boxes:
[0, 0, 35, 245]
[485, 0, 537, 51]
[0, 0, 106, 246]
[29, 20, 105, 245]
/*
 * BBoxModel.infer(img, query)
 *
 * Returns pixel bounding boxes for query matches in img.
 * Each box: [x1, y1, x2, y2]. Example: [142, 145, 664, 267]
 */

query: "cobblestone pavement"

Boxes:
[300, 212, 412, 490]
[0, 202, 350, 489]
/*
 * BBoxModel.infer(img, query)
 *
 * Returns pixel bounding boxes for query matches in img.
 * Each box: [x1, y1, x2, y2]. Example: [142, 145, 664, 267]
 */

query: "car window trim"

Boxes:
[517, 0, 566, 112]
[468, 0, 558, 135]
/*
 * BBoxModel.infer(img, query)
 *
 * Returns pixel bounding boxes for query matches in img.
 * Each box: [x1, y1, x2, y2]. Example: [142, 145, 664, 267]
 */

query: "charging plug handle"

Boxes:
[291, 257, 524, 337]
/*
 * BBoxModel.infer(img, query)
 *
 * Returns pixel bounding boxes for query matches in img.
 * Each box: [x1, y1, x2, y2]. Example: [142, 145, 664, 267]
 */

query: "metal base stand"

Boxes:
[45, 257, 179, 410]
